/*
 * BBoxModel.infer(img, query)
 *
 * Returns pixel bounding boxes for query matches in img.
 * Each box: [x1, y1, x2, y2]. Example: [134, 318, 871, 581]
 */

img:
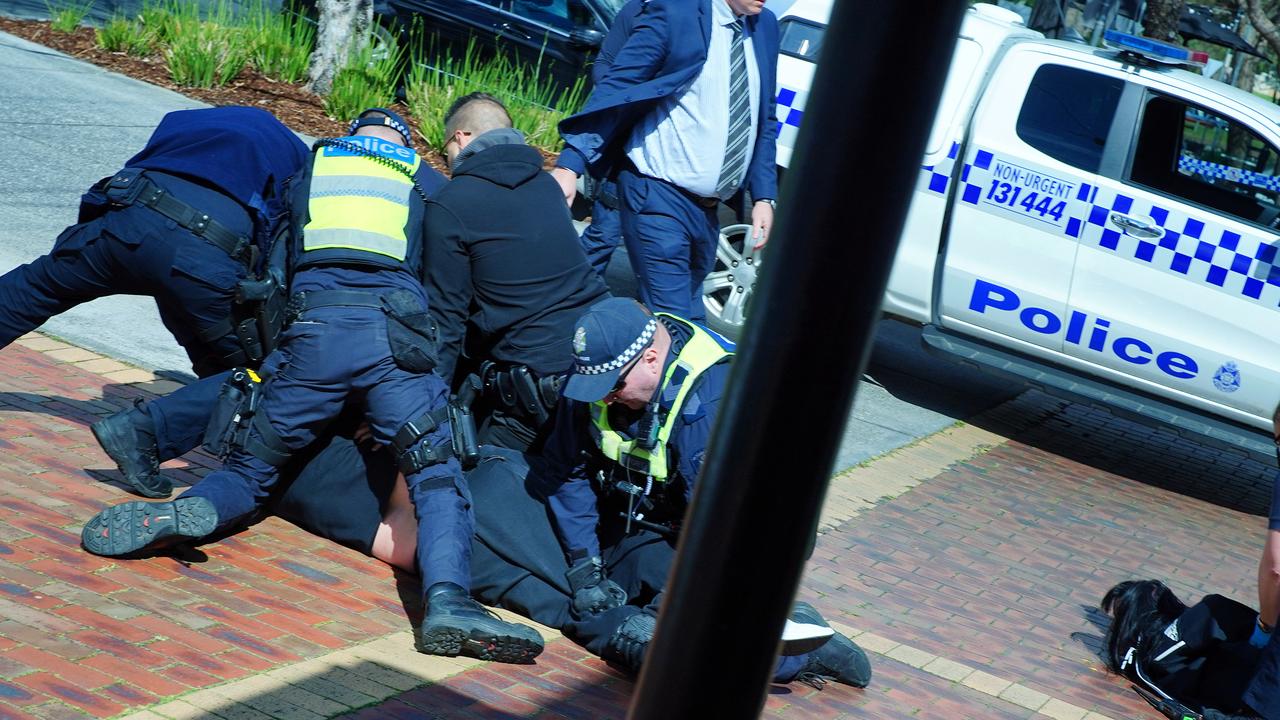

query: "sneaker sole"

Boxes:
[418, 623, 544, 664]
[90, 415, 170, 499]
[81, 497, 217, 558]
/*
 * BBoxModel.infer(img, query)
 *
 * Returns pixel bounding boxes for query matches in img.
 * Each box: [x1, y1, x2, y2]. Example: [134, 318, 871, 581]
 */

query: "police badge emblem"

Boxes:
[1212, 361, 1241, 393]
[573, 326, 587, 356]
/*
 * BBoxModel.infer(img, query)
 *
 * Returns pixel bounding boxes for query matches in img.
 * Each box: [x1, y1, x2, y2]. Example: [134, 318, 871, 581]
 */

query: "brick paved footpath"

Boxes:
[0, 331, 1271, 720]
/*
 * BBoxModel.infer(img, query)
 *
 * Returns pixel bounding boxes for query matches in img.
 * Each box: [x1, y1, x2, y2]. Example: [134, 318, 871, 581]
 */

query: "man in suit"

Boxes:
[550, 0, 779, 321]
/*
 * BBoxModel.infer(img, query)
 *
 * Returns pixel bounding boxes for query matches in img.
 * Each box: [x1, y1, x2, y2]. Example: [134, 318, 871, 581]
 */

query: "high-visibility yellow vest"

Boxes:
[301, 137, 421, 265]
[588, 315, 733, 480]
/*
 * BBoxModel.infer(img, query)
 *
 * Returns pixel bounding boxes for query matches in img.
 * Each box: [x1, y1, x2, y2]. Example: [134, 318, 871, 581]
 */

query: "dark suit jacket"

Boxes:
[556, 0, 779, 203]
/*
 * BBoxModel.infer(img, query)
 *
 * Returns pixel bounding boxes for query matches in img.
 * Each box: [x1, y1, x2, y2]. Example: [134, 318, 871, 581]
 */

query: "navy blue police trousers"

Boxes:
[0, 200, 251, 462]
[181, 302, 473, 593]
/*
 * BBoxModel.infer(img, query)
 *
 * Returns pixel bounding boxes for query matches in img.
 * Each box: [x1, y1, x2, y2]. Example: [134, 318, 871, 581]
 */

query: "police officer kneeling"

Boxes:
[0, 107, 308, 499]
[80, 109, 543, 664]
[538, 298, 872, 686]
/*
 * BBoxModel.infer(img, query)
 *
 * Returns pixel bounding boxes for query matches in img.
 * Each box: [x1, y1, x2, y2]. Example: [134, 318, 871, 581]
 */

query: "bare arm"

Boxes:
[1261, 530, 1280, 628]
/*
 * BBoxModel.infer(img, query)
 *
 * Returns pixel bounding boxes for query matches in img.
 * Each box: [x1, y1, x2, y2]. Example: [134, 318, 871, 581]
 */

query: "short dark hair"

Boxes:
[443, 92, 512, 138]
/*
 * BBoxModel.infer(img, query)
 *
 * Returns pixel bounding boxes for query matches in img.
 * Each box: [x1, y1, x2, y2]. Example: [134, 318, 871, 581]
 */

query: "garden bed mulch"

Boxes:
[0, 16, 461, 174]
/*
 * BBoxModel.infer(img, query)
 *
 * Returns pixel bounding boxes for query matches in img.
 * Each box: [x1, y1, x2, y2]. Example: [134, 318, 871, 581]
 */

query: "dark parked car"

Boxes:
[376, 0, 624, 97]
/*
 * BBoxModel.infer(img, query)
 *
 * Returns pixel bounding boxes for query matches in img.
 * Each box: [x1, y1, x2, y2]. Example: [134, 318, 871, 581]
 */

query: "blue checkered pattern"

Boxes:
[775, 86, 806, 154]
[916, 143, 1280, 309]
[1178, 154, 1280, 192]
[1072, 186, 1280, 304]
[918, 141, 961, 194]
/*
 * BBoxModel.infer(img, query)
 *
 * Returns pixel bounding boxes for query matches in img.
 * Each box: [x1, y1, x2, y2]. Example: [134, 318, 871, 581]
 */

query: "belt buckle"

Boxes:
[697, 195, 718, 209]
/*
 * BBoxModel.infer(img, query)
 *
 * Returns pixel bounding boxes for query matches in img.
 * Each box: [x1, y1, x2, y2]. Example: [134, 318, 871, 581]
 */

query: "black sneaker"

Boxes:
[417, 583, 544, 664]
[91, 402, 171, 498]
[81, 497, 217, 558]
[783, 601, 835, 655]
[795, 628, 872, 689]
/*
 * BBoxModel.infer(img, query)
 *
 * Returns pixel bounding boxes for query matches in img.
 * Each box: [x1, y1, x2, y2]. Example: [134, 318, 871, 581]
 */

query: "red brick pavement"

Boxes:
[0, 338, 1270, 719]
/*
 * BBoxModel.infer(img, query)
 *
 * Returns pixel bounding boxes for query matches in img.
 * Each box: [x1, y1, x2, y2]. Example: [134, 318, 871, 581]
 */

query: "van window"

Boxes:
[779, 18, 824, 61]
[1130, 94, 1280, 228]
[1016, 64, 1124, 173]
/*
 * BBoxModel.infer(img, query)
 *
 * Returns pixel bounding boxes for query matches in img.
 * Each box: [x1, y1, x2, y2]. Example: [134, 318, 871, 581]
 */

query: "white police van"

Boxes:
[705, 1, 1280, 460]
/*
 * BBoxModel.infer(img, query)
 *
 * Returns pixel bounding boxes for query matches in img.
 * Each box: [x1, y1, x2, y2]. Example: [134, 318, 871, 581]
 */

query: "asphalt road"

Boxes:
[0, 26, 1017, 476]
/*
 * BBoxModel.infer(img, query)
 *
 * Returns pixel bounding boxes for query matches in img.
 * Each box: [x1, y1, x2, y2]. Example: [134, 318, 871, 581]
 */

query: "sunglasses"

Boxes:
[611, 356, 641, 394]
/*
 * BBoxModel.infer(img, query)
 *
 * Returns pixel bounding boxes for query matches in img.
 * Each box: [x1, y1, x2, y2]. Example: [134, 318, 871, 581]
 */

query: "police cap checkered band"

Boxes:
[575, 318, 656, 376]
[563, 298, 658, 403]
[349, 108, 412, 146]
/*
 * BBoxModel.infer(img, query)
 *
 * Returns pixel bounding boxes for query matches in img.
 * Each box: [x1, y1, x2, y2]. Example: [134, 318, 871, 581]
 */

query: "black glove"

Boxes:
[566, 555, 627, 617]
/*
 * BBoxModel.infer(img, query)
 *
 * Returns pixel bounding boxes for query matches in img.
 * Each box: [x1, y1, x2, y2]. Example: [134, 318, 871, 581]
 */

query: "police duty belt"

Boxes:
[103, 170, 253, 267]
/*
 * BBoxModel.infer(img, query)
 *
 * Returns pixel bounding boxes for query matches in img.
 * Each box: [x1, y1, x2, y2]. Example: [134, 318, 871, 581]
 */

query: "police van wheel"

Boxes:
[703, 223, 757, 340]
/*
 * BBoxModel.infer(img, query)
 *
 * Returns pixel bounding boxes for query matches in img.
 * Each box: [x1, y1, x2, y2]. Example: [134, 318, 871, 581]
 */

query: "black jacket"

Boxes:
[425, 140, 609, 384]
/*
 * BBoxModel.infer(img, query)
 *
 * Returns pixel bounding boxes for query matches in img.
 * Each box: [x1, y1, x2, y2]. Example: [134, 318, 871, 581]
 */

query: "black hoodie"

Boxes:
[424, 138, 610, 384]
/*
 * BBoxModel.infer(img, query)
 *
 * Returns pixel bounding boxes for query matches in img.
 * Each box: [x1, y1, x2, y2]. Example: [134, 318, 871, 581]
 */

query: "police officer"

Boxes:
[537, 297, 871, 685]
[425, 92, 609, 451]
[0, 107, 309, 499]
[80, 109, 544, 664]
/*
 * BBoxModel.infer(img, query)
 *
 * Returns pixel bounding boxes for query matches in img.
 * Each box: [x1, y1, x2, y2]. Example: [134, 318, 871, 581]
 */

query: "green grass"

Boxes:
[95, 15, 153, 55]
[137, 0, 196, 46]
[245, 0, 315, 84]
[165, 19, 250, 87]
[404, 33, 585, 153]
[324, 33, 403, 123]
[46, 0, 94, 32]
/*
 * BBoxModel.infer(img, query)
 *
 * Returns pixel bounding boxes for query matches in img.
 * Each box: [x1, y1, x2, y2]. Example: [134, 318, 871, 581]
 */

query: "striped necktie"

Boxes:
[715, 19, 751, 199]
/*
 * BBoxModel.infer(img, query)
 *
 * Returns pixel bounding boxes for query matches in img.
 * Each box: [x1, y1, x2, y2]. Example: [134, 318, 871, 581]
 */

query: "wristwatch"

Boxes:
[757, 198, 776, 210]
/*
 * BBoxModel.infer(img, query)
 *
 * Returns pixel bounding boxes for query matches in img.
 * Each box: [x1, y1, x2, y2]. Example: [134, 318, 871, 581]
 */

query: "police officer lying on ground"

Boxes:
[1101, 579, 1268, 719]
[535, 297, 871, 685]
[80, 109, 544, 665]
[238, 431, 850, 686]
[0, 107, 308, 499]
[425, 92, 609, 452]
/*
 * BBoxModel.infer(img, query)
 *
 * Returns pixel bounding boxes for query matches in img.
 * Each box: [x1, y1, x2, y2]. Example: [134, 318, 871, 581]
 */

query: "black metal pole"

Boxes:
[627, 2, 967, 717]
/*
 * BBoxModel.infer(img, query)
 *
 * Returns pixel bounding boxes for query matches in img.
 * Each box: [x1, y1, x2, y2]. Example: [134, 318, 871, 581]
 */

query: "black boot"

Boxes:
[91, 401, 171, 498]
[601, 611, 657, 675]
[80, 496, 218, 558]
[794, 626, 872, 689]
[417, 582, 544, 664]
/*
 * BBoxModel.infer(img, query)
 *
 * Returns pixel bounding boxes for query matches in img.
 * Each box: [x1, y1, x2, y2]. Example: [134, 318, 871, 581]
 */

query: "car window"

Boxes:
[779, 17, 824, 62]
[1130, 94, 1280, 228]
[1016, 64, 1124, 173]
[489, 0, 573, 31]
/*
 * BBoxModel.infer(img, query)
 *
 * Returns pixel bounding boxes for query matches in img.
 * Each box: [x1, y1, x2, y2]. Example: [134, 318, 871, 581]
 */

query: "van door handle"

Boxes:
[1108, 213, 1165, 240]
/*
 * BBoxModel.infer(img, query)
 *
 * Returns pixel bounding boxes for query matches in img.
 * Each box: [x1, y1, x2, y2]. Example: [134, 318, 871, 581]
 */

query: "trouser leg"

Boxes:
[0, 221, 122, 347]
[146, 371, 231, 461]
[580, 197, 623, 282]
[181, 316, 351, 531]
[365, 361, 472, 592]
[620, 171, 707, 320]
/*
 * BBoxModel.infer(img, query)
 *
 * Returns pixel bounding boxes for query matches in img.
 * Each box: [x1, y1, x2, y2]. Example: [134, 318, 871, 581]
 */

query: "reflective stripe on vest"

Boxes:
[302, 146, 421, 261]
[588, 314, 734, 480]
